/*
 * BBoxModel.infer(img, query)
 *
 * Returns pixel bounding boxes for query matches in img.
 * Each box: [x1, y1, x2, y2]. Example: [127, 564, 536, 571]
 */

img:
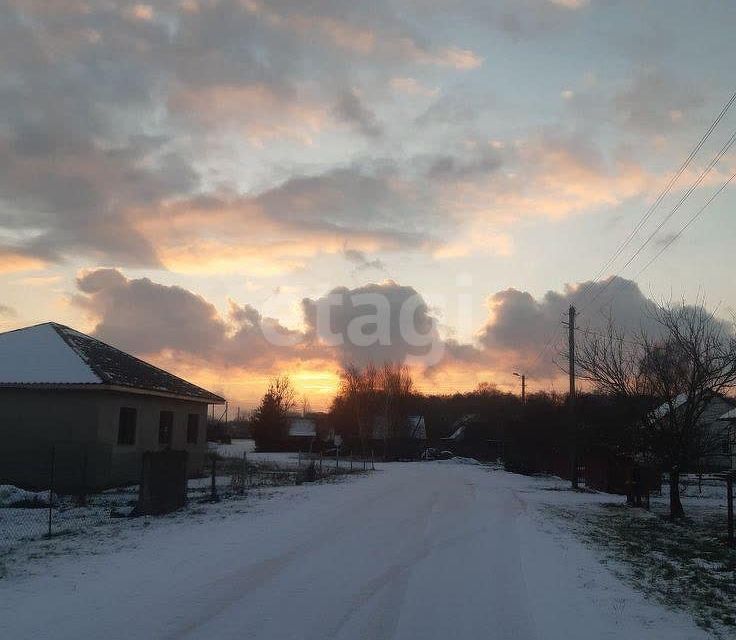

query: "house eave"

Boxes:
[0, 382, 225, 404]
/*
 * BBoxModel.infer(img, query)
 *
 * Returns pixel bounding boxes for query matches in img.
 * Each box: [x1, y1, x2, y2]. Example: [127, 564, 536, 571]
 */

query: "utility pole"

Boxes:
[567, 305, 578, 489]
[513, 372, 526, 404]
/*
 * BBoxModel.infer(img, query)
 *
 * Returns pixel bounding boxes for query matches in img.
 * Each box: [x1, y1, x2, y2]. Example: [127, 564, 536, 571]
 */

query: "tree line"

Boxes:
[247, 301, 736, 520]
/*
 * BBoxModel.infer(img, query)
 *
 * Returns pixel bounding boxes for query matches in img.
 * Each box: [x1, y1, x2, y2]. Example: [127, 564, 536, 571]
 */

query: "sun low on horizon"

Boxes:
[0, 0, 735, 410]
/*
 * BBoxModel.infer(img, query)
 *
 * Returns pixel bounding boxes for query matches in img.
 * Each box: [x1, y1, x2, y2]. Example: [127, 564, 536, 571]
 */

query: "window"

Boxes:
[187, 413, 199, 444]
[117, 407, 137, 445]
[159, 411, 173, 446]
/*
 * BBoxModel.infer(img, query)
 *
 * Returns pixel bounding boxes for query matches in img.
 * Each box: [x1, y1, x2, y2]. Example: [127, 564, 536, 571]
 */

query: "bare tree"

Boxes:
[380, 362, 414, 439]
[334, 362, 414, 454]
[576, 302, 736, 519]
[301, 394, 311, 418]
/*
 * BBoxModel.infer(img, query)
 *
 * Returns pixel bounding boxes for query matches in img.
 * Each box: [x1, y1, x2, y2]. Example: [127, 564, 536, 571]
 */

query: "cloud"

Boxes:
[451, 0, 589, 38]
[132, 164, 436, 273]
[390, 77, 438, 97]
[0, 125, 197, 266]
[343, 248, 386, 272]
[75, 268, 227, 358]
[0, 0, 483, 269]
[0, 248, 46, 274]
[241, 0, 482, 69]
[333, 89, 383, 138]
[0, 304, 17, 318]
[73, 269, 445, 378]
[168, 84, 328, 145]
[70, 268, 732, 403]
[474, 277, 663, 377]
[614, 69, 705, 134]
[548, 0, 588, 8]
[302, 281, 444, 367]
[433, 134, 653, 223]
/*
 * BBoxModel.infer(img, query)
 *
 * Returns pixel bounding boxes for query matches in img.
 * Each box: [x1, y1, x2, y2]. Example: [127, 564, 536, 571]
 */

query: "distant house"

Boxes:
[0, 323, 225, 490]
[367, 415, 426, 459]
[650, 394, 735, 471]
[287, 416, 318, 450]
[442, 414, 504, 460]
[715, 408, 736, 470]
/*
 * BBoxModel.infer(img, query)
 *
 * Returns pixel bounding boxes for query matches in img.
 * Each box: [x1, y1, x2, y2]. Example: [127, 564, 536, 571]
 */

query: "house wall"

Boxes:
[0, 388, 210, 490]
[700, 397, 735, 471]
[96, 390, 209, 484]
[0, 388, 100, 490]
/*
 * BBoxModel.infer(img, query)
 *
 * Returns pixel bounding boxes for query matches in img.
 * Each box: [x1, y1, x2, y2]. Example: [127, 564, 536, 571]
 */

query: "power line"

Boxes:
[526, 311, 567, 377]
[574, 90, 736, 306]
[633, 170, 736, 279]
[516, 90, 736, 377]
[582, 127, 736, 311]
[585, 170, 736, 322]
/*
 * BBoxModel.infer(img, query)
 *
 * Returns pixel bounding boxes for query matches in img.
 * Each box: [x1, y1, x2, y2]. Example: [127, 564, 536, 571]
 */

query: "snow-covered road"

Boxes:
[0, 463, 709, 639]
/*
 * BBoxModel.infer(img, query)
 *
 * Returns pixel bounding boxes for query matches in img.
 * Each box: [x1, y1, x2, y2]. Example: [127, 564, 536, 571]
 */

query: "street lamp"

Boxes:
[513, 372, 526, 404]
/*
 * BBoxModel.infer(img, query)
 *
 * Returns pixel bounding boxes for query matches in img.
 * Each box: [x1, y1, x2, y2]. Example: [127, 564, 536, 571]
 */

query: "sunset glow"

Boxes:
[1, 0, 734, 411]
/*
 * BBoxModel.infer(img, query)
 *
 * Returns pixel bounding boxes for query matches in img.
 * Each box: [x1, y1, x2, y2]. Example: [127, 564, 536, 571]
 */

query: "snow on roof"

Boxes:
[0, 323, 100, 384]
[0, 322, 224, 402]
[651, 394, 735, 423]
[288, 418, 316, 437]
[651, 393, 687, 420]
[446, 414, 480, 441]
[408, 415, 427, 440]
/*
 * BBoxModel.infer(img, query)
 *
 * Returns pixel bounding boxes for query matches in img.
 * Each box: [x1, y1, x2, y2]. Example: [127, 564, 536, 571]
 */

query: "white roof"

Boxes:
[719, 408, 736, 421]
[289, 418, 316, 437]
[651, 393, 687, 420]
[446, 414, 479, 441]
[0, 324, 100, 384]
[408, 415, 427, 440]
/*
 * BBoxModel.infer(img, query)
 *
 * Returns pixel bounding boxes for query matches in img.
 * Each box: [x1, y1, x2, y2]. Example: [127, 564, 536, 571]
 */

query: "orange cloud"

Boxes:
[169, 84, 328, 145]
[437, 137, 654, 224]
[241, 0, 482, 70]
[0, 250, 45, 274]
[390, 77, 439, 97]
[124, 4, 154, 22]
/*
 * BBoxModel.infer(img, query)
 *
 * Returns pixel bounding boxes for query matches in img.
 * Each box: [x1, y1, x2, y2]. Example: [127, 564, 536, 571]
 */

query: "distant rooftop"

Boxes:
[0, 322, 224, 403]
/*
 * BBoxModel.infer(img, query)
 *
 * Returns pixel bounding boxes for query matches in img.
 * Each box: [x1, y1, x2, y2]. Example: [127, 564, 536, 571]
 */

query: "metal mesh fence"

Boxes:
[1, 445, 370, 555]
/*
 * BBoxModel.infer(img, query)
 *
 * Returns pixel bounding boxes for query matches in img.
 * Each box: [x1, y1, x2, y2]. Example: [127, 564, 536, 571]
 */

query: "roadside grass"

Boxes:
[555, 503, 736, 637]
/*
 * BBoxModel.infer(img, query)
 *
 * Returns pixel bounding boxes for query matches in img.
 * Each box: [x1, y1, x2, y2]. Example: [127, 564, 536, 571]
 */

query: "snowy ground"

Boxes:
[561, 475, 736, 636]
[0, 462, 718, 640]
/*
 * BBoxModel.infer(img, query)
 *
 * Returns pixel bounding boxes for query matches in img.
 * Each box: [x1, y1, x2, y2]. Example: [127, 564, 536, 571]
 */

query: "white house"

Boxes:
[650, 394, 735, 471]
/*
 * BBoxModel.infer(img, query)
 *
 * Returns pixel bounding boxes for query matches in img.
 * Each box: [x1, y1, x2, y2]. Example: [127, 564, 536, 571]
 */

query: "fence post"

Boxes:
[298, 450, 302, 468]
[47, 446, 55, 538]
[79, 446, 88, 506]
[210, 455, 218, 501]
[371, 449, 375, 471]
[319, 451, 323, 475]
[241, 451, 247, 495]
[336, 447, 339, 471]
[727, 475, 734, 548]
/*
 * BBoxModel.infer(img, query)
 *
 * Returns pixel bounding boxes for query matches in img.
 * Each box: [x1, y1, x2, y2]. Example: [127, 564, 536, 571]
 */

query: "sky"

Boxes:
[1, 0, 735, 410]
